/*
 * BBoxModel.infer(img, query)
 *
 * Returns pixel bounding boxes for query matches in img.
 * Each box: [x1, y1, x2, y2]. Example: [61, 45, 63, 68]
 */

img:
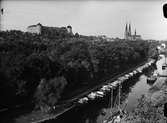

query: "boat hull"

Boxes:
[147, 77, 157, 84]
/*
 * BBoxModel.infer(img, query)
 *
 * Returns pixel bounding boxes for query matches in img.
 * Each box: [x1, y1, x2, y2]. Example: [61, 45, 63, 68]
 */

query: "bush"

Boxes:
[34, 77, 67, 112]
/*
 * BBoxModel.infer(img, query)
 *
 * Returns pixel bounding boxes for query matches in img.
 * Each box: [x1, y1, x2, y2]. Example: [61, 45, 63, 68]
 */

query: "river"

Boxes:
[43, 56, 164, 123]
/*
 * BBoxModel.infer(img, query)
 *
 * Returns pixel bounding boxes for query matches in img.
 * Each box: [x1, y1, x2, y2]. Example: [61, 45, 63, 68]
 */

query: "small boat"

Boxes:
[137, 68, 142, 73]
[129, 72, 133, 76]
[87, 92, 96, 100]
[162, 56, 167, 70]
[95, 91, 104, 98]
[125, 74, 130, 78]
[78, 97, 88, 104]
[162, 63, 167, 70]
[147, 72, 158, 84]
[133, 70, 137, 75]
[147, 76, 157, 84]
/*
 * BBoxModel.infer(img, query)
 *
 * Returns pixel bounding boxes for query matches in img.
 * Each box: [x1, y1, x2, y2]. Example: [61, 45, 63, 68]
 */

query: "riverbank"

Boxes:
[1, 59, 155, 123]
[122, 81, 167, 122]
[124, 94, 167, 123]
[148, 55, 167, 106]
[125, 56, 167, 123]
[149, 78, 167, 106]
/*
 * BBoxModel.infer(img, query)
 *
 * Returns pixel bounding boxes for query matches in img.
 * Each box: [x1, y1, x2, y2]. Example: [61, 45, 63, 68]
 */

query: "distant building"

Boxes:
[161, 43, 166, 49]
[98, 35, 115, 42]
[27, 23, 42, 34]
[27, 23, 73, 36]
[124, 23, 142, 40]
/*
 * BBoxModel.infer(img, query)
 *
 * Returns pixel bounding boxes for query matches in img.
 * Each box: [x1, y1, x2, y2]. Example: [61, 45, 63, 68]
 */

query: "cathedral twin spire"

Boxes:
[124, 23, 137, 40]
[125, 23, 131, 37]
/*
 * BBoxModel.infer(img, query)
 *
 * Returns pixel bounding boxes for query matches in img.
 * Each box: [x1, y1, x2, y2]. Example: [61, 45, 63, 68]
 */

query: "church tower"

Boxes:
[128, 24, 131, 36]
[124, 23, 128, 39]
[134, 29, 136, 35]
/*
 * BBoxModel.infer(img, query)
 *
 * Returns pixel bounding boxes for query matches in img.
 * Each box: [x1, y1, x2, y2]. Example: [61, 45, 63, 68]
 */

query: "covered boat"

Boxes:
[95, 91, 104, 97]
[87, 92, 97, 100]
[78, 97, 88, 104]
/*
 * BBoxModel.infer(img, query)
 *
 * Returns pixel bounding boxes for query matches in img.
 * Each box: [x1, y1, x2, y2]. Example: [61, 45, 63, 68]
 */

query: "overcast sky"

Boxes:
[1, 0, 167, 40]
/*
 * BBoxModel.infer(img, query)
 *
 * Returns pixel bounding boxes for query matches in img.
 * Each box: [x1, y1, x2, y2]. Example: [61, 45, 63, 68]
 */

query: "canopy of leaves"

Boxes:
[0, 30, 158, 111]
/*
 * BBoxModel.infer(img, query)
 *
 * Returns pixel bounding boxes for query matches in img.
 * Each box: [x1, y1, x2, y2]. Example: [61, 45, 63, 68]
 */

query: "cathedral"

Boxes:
[124, 23, 141, 40]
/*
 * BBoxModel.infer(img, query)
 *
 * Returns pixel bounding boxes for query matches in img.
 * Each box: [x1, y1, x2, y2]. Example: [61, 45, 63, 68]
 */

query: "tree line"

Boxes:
[0, 30, 158, 112]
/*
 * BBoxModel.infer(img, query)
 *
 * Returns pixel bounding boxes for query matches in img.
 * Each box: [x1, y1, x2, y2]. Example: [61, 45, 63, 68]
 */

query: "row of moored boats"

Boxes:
[78, 60, 155, 104]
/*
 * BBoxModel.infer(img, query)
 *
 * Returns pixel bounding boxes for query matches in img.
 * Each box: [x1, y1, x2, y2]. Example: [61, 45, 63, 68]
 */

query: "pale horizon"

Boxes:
[1, 0, 167, 40]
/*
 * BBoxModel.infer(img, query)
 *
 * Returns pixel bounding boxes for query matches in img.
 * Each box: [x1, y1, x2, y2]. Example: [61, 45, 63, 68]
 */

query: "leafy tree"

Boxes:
[34, 77, 67, 112]
[0, 30, 159, 111]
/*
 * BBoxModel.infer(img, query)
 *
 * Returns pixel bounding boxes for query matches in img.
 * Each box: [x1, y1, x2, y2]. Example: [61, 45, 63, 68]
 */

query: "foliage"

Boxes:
[34, 77, 67, 111]
[125, 95, 167, 122]
[0, 30, 158, 111]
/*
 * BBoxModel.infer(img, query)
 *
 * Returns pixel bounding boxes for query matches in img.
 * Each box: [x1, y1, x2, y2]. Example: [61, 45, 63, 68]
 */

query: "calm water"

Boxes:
[44, 57, 164, 123]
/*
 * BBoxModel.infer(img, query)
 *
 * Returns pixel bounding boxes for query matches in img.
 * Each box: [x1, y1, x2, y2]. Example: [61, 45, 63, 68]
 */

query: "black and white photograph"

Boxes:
[1, 0, 167, 122]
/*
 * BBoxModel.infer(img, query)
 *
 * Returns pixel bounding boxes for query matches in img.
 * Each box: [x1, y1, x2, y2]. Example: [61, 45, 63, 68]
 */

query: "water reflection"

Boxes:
[54, 96, 111, 123]
[47, 60, 161, 123]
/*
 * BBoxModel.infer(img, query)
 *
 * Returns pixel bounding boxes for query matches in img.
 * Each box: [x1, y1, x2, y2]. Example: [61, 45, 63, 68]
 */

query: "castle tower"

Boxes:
[67, 25, 73, 35]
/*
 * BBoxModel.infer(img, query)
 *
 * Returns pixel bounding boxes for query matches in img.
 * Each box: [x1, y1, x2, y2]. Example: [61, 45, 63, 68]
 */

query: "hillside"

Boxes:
[0, 30, 159, 112]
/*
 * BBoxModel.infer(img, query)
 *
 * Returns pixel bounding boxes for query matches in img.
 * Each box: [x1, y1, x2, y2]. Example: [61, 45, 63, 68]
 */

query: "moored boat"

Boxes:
[87, 92, 97, 100]
[100, 85, 111, 92]
[162, 63, 167, 70]
[95, 91, 104, 98]
[147, 72, 158, 84]
[125, 74, 130, 79]
[147, 76, 157, 84]
[128, 72, 134, 77]
[133, 70, 137, 75]
[78, 97, 89, 104]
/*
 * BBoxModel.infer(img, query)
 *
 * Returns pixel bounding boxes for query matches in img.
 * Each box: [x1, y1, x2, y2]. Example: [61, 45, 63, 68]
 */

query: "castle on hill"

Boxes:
[27, 23, 73, 36]
[124, 23, 141, 40]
